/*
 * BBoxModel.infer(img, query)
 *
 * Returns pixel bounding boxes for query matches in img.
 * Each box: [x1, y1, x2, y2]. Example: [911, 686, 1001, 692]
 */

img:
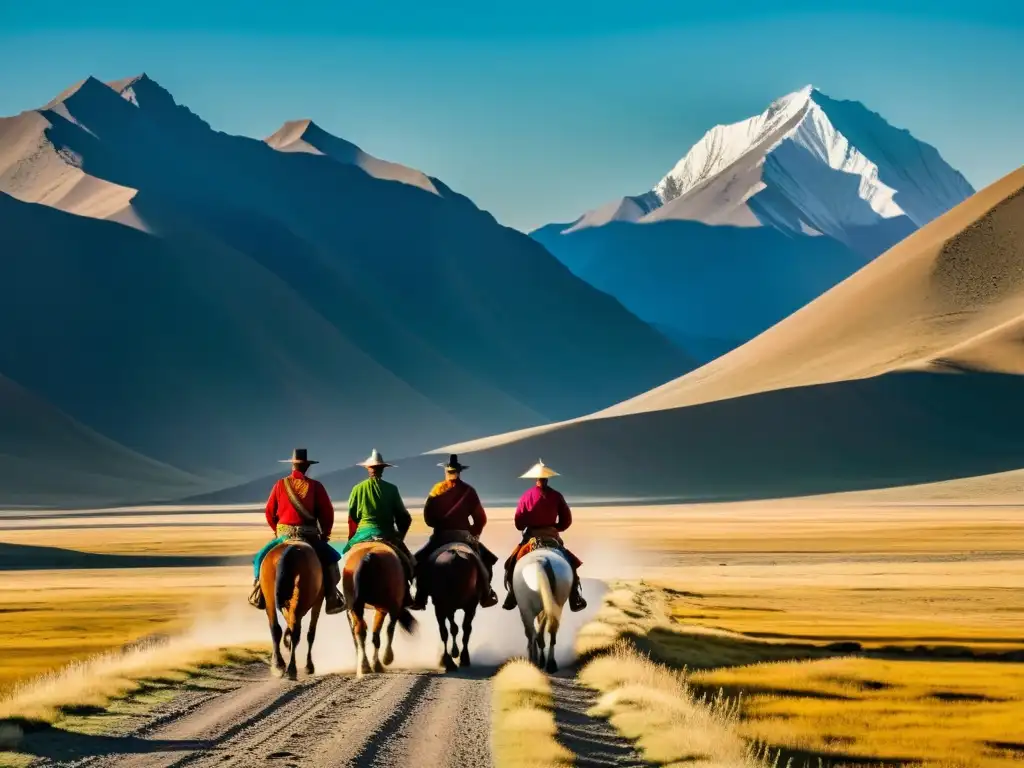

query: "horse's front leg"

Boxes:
[534, 619, 547, 671]
[435, 605, 456, 672]
[371, 609, 386, 673]
[460, 604, 476, 668]
[268, 606, 286, 677]
[546, 622, 559, 674]
[305, 599, 322, 676]
[349, 610, 371, 677]
[448, 616, 460, 659]
[520, 609, 535, 665]
[382, 614, 397, 666]
[286, 616, 303, 681]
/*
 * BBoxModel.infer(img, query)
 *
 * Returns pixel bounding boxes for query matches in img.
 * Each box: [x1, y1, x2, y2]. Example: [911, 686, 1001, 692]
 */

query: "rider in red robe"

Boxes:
[411, 455, 499, 609]
[502, 460, 587, 612]
[249, 449, 345, 614]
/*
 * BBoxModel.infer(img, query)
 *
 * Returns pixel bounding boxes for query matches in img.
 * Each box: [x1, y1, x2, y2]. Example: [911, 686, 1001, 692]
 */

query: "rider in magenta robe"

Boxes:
[501, 460, 587, 612]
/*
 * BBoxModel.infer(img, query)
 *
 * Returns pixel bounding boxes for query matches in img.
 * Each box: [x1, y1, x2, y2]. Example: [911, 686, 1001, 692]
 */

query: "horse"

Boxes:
[259, 540, 324, 680]
[342, 541, 417, 677]
[427, 543, 484, 672]
[512, 548, 573, 673]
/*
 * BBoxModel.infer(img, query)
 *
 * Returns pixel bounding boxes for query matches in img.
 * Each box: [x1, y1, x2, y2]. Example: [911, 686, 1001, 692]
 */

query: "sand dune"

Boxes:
[602, 165, 1024, 416]
[335, 166, 1024, 503]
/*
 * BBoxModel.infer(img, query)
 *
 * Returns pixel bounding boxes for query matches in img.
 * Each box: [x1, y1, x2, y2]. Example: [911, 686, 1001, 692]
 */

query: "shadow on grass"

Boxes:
[0, 542, 249, 570]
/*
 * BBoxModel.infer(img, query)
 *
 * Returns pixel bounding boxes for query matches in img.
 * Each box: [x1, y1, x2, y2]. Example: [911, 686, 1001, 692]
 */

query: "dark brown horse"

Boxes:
[342, 541, 416, 676]
[428, 543, 481, 672]
[259, 540, 324, 680]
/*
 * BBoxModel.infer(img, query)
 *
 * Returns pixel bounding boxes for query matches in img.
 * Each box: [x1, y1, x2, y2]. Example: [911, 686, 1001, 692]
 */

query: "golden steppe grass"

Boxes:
[577, 575, 1024, 768]
[491, 659, 573, 768]
[0, 567, 247, 692]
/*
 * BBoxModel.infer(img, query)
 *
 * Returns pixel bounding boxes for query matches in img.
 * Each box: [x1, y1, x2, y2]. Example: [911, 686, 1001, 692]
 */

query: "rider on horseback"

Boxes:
[342, 449, 417, 606]
[410, 454, 499, 610]
[502, 459, 587, 613]
[249, 449, 346, 614]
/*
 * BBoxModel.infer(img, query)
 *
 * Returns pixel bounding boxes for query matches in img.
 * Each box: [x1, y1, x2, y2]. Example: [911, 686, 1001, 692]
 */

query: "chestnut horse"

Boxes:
[259, 540, 324, 679]
[342, 541, 416, 676]
[427, 543, 482, 672]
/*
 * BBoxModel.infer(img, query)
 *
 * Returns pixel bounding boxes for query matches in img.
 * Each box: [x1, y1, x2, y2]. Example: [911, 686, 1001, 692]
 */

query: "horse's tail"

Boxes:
[353, 552, 374, 614]
[275, 544, 302, 609]
[396, 607, 417, 634]
[537, 557, 562, 636]
[354, 550, 417, 634]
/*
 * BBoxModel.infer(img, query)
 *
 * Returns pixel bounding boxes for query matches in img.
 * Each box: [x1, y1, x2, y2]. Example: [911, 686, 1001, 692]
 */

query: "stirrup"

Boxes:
[248, 585, 265, 610]
[480, 589, 498, 608]
[324, 590, 346, 615]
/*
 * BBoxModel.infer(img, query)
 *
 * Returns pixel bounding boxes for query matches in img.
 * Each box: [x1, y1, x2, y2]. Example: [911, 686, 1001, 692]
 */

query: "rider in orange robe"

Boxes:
[501, 460, 587, 612]
[411, 455, 499, 609]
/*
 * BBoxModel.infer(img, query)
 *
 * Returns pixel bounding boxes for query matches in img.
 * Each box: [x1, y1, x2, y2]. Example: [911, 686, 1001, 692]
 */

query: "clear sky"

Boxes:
[1, 1, 1022, 231]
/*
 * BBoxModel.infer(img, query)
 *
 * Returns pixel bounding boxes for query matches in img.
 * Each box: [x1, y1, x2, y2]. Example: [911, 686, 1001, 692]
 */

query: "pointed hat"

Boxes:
[520, 459, 559, 479]
[356, 448, 395, 468]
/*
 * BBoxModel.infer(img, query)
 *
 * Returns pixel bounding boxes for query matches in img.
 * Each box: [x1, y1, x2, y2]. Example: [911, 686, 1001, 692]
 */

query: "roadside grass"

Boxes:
[696, 657, 1024, 768]
[0, 639, 264, 727]
[577, 581, 1024, 768]
[492, 659, 572, 768]
[0, 567, 246, 692]
[579, 642, 773, 767]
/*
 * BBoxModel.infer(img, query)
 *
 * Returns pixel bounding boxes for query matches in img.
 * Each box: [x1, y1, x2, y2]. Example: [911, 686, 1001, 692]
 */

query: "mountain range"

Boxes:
[0, 73, 691, 506]
[533, 86, 976, 361]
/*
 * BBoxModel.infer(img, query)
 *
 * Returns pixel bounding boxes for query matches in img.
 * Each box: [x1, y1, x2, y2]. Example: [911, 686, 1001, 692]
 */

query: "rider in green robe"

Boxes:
[342, 449, 416, 603]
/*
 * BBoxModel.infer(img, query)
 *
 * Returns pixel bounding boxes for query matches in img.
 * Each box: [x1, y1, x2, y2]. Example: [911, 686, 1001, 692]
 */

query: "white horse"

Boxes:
[512, 548, 573, 672]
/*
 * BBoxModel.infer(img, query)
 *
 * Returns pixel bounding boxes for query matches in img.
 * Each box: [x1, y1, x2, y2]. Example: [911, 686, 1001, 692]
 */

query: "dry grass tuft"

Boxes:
[492, 659, 573, 768]
[0, 637, 262, 727]
[580, 642, 771, 767]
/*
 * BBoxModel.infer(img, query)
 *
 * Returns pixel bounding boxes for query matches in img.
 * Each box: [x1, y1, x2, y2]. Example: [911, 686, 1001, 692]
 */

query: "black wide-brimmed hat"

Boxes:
[279, 448, 318, 465]
[438, 454, 468, 472]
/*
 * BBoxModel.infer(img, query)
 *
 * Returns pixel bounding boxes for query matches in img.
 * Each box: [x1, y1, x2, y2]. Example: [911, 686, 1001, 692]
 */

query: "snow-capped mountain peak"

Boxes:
[563, 86, 974, 255]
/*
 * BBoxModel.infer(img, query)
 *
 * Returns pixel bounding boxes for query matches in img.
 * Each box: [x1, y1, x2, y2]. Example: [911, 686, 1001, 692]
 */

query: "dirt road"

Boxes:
[35, 665, 492, 768]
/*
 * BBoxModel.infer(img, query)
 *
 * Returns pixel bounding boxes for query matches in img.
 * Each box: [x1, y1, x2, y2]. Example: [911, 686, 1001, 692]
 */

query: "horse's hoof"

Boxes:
[545, 658, 559, 674]
[459, 653, 471, 668]
[441, 654, 457, 673]
[359, 662, 372, 676]
[286, 668, 298, 681]
[270, 665, 285, 678]
[304, 664, 315, 676]
[382, 649, 394, 666]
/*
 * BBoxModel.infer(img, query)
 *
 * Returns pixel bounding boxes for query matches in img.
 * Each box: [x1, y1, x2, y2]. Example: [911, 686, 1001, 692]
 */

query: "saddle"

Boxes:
[515, 535, 564, 562]
[276, 524, 320, 544]
[349, 535, 416, 577]
[429, 541, 485, 570]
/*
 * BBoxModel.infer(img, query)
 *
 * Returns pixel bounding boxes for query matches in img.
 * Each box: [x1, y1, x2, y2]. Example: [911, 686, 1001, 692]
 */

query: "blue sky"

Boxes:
[1, 1, 1022, 231]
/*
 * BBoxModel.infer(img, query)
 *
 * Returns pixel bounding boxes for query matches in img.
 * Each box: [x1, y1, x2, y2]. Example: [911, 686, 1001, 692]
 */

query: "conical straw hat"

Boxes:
[520, 459, 559, 479]
[356, 448, 395, 468]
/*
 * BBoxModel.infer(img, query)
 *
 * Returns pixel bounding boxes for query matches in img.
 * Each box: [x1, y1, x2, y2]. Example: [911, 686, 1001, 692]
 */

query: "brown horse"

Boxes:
[342, 541, 416, 676]
[259, 540, 324, 680]
[427, 543, 482, 672]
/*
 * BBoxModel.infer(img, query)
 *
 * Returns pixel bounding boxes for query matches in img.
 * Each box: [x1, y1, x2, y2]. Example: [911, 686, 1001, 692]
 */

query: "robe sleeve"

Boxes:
[348, 486, 359, 540]
[555, 492, 573, 532]
[265, 481, 280, 531]
[315, 482, 335, 539]
[423, 493, 439, 528]
[394, 488, 412, 538]
[468, 490, 486, 537]
[514, 493, 529, 531]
